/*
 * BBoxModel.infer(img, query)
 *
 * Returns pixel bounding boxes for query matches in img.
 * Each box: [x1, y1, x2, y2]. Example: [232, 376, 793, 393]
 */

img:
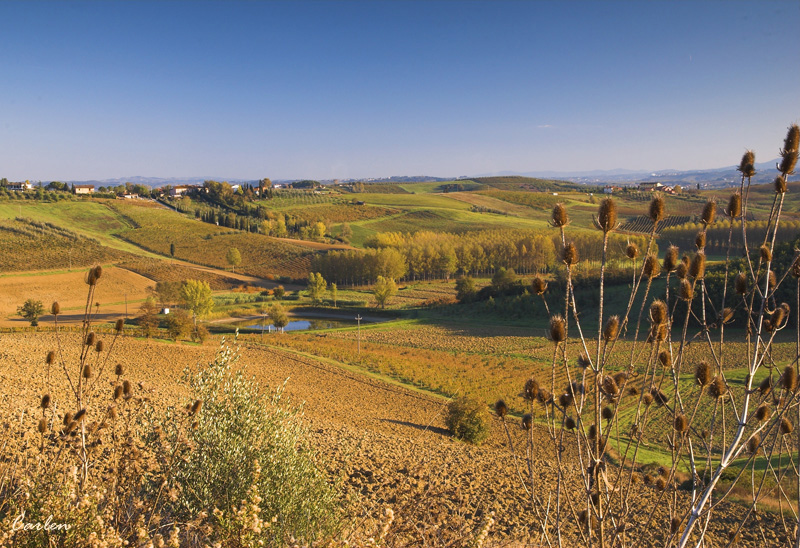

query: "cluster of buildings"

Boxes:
[603, 182, 678, 194]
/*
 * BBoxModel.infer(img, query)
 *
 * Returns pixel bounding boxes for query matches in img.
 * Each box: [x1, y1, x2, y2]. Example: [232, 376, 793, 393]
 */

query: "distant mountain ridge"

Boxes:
[63, 159, 782, 190]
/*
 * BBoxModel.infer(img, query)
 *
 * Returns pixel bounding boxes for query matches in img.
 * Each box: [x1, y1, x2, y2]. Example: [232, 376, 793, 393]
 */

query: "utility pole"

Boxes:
[355, 314, 362, 356]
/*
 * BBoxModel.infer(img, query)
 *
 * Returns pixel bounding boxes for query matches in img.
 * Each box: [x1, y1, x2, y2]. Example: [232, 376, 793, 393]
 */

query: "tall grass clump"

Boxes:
[497, 124, 800, 547]
[166, 335, 339, 546]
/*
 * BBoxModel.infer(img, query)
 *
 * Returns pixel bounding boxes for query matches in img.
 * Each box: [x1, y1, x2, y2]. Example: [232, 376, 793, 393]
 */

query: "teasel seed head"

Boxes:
[495, 399, 508, 418]
[578, 352, 591, 369]
[190, 399, 203, 415]
[565, 416, 576, 430]
[759, 376, 773, 395]
[701, 201, 716, 225]
[695, 361, 712, 387]
[649, 195, 665, 223]
[664, 246, 679, 272]
[588, 424, 597, 440]
[93, 265, 103, 280]
[40, 394, 51, 409]
[601, 376, 620, 397]
[551, 203, 569, 227]
[695, 231, 706, 250]
[676, 260, 688, 280]
[783, 124, 800, 154]
[114, 385, 123, 400]
[689, 253, 706, 279]
[780, 417, 794, 435]
[38, 418, 47, 434]
[95, 340, 104, 353]
[536, 388, 551, 404]
[50, 301, 60, 315]
[123, 379, 132, 398]
[63, 412, 73, 426]
[770, 307, 787, 332]
[613, 372, 628, 388]
[792, 258, 800, 279]
[651, 388, 668, 406]
[755, 404, 771, 422]
[115, 363, 124, 376]
[726, 193, 742, 217]
[722, 307, 735, 324]
[642, 392, 654, 406]
[657, 466, 669, 479]
[549, 315, 566, 344]
[625, 243, 639, 260]
[567, 380, 585, 396]
[108, 406, 118, 421]
[643, 254, 661, 279]
[115, 319, 124, 332]
[523, 378, 539, 401]
[737, 150, 756, 177]
[628, 386, 639, 397]
[602, 406, 614, 421]
[521, 413, 532, 431]
[708, 376, 727, 399]
[670, 517, 682, 535]
[747, 434, 761, 454]
[775, 175, 788, 194]
[643, 473, 653, 486]
[760, 244, 772, 263]
[778, 124, 799, 175]
[659, 350, 672, 368]
[595, 198, 618, 233]
[781, 365, 797, 392]
[735, 272, 748, 295]
[46, 351, 55, 365]
[559, 392, 573, 408]
[531, 275, 548, 295]
[701, 428, 709, 439]
[655, 477, 667, 491]
[603, 315, 620, 342]
[86, 332, 96, 346]
[650, 300, 668, 325]
[86, 268, 98, 286]
[679, 279, 694, 301]
[74, 409, 86, 423]
[82, 364, 92, 379]
[768, 270, 777, 289]
[674, 413, 688, 433]
[562, 242, 578, 266]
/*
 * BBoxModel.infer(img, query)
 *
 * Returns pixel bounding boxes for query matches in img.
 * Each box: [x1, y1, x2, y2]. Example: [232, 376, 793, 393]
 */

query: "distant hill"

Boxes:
[470, 176, 599, 193]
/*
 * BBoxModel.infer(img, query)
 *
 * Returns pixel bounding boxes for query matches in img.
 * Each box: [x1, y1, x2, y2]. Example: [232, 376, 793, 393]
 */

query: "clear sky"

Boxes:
[1, 0, 798, 181]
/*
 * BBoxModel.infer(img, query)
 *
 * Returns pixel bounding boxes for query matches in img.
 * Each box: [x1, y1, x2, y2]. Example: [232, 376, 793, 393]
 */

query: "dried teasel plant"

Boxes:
[496, 124, 800, 548]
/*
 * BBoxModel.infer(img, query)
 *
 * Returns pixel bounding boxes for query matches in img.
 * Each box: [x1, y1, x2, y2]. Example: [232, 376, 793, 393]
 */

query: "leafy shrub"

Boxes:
[168, 338, 339, 545]
[445, 395, 490, 445]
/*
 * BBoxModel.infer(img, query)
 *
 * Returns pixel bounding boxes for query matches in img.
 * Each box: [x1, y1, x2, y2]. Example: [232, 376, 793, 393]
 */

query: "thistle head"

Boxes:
[737, 150, 756, 177]
[650, 300, 668, 325]
[735, 272, 748, 295]
[695, 361, 712, 387]
[695, 231, 706, 250]
[562, 242, 578, 266]
[595, 198, 618, 233]
[603, 315, 620, 342]
[649, 195, 665, 223]
[551, 203, 569, 227]
[495, 399, 508, 418]
[679, 279, 694, 301]
[689, 253, 706, 279]
[726, 193, 742, 217]
[643, 254, 661, 279]
[531, 275, 548, 295]
[701, 201, 716, 225]
[549, 315, 566, 344]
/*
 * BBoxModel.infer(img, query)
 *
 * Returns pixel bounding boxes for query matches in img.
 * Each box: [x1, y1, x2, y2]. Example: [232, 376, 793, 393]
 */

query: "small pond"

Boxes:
[229, 317, 365, 333]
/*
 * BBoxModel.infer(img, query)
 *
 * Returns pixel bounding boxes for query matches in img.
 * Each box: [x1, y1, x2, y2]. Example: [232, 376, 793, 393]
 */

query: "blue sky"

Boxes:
[1, 0, 798, 181]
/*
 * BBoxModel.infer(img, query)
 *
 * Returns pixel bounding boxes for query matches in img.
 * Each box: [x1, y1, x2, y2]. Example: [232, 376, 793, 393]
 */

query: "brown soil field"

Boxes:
[1, 332, 783, 547]
[0, 267, 154, 325]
